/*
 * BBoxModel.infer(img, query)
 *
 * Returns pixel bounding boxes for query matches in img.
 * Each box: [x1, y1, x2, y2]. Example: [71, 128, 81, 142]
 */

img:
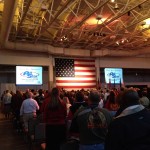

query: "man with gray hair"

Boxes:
[20, 92, 39, 132]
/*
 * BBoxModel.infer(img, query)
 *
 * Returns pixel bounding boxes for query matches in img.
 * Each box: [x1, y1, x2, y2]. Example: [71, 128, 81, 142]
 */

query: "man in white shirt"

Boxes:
[20, 92, 39, 131]
[2, 90, 12, 119]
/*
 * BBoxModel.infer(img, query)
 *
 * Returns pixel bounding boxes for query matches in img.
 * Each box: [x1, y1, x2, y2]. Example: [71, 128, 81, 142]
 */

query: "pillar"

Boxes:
[95, 58, 100, 88]
[48, 56, 54, 90]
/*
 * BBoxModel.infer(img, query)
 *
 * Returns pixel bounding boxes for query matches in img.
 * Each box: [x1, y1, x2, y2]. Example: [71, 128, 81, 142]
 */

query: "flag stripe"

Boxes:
[57, 85, 96, 89]
[56, 77, 95, 80]
[75, 72, 95, 75]
[75, 67, 95, 70]
[56, 75, 96, 79]
[75, 70, 95, 73]
[74, 64, 95, 67]
[56, 83, 96, 86]
[75, 59, 95, 63]
[55, 58, 96, 90]
[56, 80, 96, 83]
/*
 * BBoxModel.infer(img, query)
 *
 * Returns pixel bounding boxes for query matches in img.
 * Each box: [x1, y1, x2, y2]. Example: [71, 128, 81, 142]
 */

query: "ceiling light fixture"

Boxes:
[41, 4, 48, 11]
[110, 35, 116, 39]
[110, 0, 115, 2]
[116, 41, 119, 45]
[96, 15, 103, 20]
[141, 22, 146, 26]
[145, 19, 150, 25]
[125, 30, 129, 34]
[114, 3, 119, 10]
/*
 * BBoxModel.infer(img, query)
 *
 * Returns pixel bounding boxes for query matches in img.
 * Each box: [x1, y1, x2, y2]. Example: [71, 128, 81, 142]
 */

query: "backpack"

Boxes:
[78, 107, 108, 137]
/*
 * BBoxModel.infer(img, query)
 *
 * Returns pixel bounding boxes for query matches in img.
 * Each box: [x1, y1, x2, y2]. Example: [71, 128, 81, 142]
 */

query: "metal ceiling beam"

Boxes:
[118, 27, 150, 48]
[86, 15, 150, 48]
[16, 0, 32, 35]
[89, 0, 149, 34]
[84, 0, 149, 48]
[35, 0, 73, 42]
[60, 0, 110, 38]
[0, 0, 18, 47]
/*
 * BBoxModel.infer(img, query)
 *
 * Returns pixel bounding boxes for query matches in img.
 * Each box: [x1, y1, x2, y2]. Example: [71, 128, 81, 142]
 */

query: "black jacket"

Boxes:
[105, 108, 150, 150]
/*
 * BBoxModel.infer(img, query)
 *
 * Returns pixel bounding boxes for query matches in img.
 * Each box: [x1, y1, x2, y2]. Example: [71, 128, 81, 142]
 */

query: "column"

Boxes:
[95, 58, 100, 88]
[48, 55, 54, 90]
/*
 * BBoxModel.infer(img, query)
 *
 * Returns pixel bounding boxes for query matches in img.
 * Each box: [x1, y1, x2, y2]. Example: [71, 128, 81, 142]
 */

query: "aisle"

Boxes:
[0, 113, 29, 150]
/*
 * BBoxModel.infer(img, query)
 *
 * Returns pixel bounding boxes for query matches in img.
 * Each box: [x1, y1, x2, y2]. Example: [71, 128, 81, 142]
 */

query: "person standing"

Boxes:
[105, 89, 150, 150]
[70, 90, 112, 150]
[2, 90, 12, 119]
[20, 92, 39, 132]
[43, 87, 67, 150]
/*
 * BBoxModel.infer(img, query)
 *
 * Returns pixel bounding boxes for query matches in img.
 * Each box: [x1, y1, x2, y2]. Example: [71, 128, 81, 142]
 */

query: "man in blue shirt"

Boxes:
[20, 92, 39, 131]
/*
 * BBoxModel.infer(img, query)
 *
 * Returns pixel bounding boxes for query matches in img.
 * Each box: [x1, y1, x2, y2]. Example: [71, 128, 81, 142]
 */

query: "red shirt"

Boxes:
[43, 97, 67, 125]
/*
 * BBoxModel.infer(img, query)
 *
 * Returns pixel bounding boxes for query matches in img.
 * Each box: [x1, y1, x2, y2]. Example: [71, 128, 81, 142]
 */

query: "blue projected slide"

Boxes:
[104, 68, 123, 84]
[16, 66, 42, 85]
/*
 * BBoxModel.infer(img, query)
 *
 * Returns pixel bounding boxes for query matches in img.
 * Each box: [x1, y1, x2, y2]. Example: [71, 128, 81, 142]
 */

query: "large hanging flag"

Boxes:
[55, 58, 96, 90]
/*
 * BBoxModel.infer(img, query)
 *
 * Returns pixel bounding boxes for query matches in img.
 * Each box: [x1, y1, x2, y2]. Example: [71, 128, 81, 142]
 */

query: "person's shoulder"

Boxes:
[74, 106, 88, 117]
[99, 108, 111, 115]
[59, 99, 67, 108]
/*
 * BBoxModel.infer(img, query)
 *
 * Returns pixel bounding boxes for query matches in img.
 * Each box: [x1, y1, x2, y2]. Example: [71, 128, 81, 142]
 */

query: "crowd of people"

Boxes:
[1, 86, 150, 150]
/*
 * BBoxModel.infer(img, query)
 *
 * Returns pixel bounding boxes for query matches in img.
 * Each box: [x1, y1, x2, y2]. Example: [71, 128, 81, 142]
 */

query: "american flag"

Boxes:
[55, 58, 96, 90]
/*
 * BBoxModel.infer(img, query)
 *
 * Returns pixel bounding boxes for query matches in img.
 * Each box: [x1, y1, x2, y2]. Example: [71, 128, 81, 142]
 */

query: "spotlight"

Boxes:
[96, 15, 103, 20]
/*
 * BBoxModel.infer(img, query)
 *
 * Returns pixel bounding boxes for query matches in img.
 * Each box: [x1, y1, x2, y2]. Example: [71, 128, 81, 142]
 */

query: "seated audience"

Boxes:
[70, 90, 112, 150]
[105, 89, 150, 150]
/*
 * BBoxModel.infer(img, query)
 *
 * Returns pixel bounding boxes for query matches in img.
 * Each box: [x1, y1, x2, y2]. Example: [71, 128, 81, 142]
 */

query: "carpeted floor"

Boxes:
[0, 112, 29, 150]
[0, 110, 41, 150]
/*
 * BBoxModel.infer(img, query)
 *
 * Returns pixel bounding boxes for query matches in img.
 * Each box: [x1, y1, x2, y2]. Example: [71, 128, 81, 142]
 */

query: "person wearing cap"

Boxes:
[105, 89, 150, 150]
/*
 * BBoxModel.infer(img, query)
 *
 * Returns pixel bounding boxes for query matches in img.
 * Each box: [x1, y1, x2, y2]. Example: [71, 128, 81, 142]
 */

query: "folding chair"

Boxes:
[30, 123, 46, 150]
